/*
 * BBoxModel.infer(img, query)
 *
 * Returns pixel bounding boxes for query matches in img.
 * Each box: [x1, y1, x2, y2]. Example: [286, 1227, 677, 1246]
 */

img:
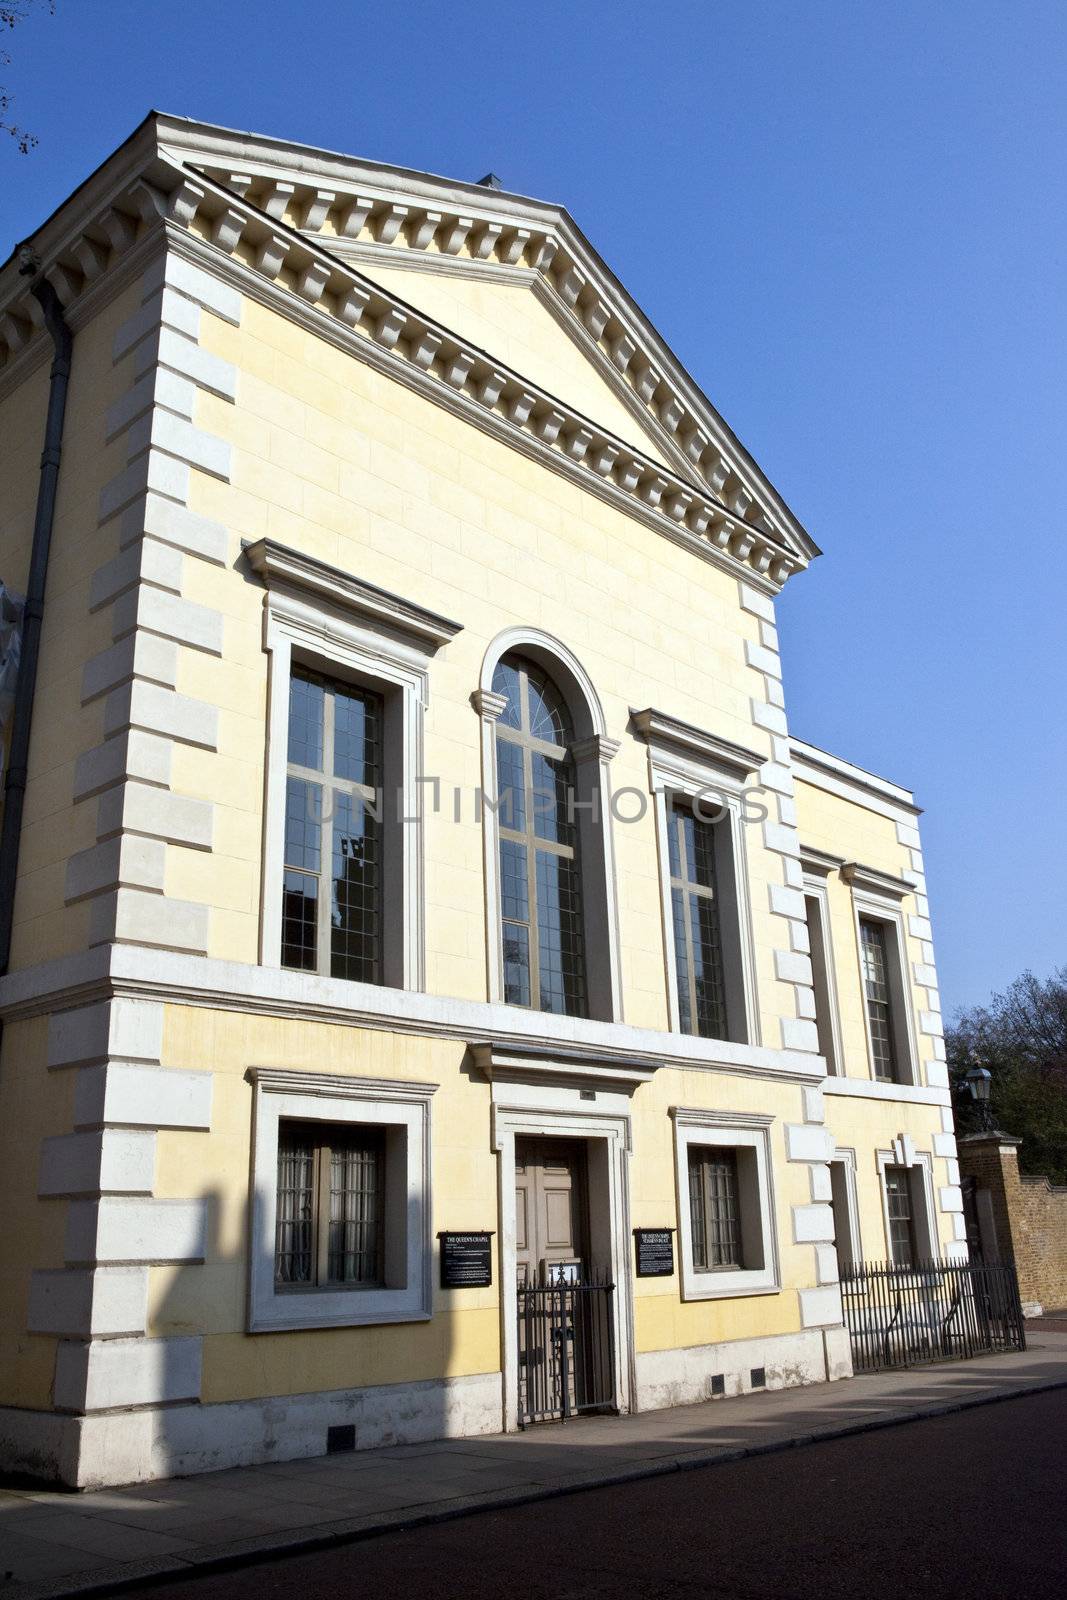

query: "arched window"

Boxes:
[492, 654, 587, 1016]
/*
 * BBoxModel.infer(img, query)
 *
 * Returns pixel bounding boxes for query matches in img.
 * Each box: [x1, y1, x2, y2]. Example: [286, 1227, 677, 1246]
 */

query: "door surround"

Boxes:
[490, 1096, 636, 1431]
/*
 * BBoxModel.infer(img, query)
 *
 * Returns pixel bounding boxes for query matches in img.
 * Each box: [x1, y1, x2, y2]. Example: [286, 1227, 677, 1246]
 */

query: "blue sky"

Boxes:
[2, 1, 1064, 1016]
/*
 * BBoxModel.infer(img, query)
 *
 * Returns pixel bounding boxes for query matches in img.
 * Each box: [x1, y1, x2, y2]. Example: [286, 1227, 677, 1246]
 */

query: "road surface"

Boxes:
[118, 1387, 1067, 1599]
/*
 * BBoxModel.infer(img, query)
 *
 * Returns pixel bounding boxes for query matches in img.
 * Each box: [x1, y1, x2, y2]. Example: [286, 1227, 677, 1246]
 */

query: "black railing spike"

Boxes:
[841, 1256, 1025, 1373]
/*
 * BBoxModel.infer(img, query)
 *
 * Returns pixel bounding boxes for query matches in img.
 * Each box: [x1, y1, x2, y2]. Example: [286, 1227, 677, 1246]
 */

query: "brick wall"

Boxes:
[1015, 1175, 1067, 1312]
[958, 1133, 1067, 1313]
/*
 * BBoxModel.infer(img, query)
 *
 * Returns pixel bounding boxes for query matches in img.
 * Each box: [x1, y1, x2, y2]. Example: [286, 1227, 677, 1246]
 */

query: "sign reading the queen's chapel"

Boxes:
[439, 1231, 494, 1288]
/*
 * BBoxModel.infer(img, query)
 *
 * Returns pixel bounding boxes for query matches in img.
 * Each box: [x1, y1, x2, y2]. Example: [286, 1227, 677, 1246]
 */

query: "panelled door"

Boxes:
[514, 1137, 587, 1286]
[514, 1137, 615, 1424]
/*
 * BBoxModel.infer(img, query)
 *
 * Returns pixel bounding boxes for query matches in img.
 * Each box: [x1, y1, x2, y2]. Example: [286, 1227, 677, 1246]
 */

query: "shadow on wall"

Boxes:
[140, 1174, 466, 1486]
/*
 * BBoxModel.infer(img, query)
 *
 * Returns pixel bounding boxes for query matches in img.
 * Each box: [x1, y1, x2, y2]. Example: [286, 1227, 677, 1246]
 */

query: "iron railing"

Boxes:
[517, 1274, 616, 1425]
[841, 1256, 1026, 1373]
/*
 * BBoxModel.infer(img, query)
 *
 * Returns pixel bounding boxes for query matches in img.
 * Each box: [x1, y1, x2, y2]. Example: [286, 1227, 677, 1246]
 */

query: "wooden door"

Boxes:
[515, 1137, 587, 1286]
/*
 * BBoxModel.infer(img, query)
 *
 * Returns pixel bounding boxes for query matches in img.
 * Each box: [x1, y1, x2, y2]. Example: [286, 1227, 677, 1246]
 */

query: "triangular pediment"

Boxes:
[153, 116, 816, 561]
[354, 263, 678, 469]
[0, 113, 818, 587]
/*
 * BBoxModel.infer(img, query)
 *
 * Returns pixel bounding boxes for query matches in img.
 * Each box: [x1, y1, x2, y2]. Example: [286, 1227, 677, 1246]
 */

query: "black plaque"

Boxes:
[439, 1231, 494, 1289]
[634, 1228, 675, 1278]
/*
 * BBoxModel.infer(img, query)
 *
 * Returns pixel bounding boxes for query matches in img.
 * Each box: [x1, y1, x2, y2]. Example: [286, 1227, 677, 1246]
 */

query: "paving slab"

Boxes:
[2, 1333, 1065, 1599]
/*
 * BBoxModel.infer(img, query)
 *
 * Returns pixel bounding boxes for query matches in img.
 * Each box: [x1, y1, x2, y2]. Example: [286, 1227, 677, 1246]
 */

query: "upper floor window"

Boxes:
[492, 654, 586, 1016]
[282, 666, 383, 982]
[250, 535, 462, 995]
[859, 917, 897, 1081]
[843, 862, 919, 1086]
[632, 708, 760, 1046]
[803, 885, 840, 1074]
[668, 803, 728, 1039]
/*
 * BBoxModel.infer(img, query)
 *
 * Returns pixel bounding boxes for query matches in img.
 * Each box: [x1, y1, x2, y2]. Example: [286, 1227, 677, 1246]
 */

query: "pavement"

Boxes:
[2, 1329, 1066, 1600]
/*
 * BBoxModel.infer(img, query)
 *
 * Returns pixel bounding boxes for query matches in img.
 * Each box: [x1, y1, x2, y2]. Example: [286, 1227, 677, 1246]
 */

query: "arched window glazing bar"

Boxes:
[474, 628, 622, 1023]
[492, 654, 587, 1016]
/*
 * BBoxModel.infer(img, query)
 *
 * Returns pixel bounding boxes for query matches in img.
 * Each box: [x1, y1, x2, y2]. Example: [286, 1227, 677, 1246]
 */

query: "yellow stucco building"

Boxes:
[0, 116, 961, 1488]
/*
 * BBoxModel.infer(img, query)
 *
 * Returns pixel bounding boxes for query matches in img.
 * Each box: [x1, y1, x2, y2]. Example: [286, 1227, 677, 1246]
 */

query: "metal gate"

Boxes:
[517, 1271, 616, 1425]
[841, 1256, 1026, 1374]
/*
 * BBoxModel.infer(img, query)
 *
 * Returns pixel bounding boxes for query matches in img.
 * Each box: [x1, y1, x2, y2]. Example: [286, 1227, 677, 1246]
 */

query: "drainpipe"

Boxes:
[0, 250, 73, 978]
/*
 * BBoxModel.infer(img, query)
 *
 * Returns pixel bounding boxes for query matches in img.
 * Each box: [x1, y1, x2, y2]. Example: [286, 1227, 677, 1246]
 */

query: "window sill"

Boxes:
[823, 1078, 948, 1106]
[680, 1273, 780, 1302]
[250, 1297, 432, 1333]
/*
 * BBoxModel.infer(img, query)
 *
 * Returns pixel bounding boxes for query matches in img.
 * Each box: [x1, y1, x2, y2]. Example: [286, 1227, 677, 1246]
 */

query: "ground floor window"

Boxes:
[672, 1109, 779, 1299]
[249, 1069, 436, 1331]
[688, 1146, 743, 1269]
[276, 1121, 385, 1289]
[884, 1164, 919, 1266]
[877, 1149, 936, 1267]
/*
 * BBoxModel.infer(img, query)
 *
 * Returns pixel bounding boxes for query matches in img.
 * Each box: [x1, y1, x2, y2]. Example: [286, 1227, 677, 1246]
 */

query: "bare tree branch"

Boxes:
[0, 0, 55, 154]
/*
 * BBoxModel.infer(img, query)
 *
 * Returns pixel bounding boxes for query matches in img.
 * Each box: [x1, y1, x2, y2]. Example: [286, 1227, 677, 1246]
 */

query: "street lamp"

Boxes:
[963, 1063, 994, 1133]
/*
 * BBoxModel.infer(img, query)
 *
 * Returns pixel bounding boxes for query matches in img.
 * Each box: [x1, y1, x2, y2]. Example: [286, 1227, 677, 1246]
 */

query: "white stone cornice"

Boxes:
[243, 537, 462, 651]
[789, 738, 921, 821]
[840, 861, 914, 901]
[798, 845, 845, 877]
[140, 116, 818, 561]
[630, 706, 764, 779]
[155, 196, 801, 592]
[2, 130, 808, 591]
[247, 1067, 438, 1101]
[0, 942, 827, 1088]
[470, 1040, 655, 1096]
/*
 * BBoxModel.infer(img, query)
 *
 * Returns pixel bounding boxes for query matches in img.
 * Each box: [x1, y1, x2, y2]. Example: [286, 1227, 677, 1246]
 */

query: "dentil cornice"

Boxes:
[153, 115, 815, 563]
[0, 115, 814, 593]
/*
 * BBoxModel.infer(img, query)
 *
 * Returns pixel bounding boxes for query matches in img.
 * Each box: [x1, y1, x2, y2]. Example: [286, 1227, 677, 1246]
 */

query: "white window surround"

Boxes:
[844, 864, 920, 1088]
[875, 1139, 938, 1263]
[247, 1068, 437, 1332]
[632, 708, 761, 1046]
[474, 627, 623, 1022]
[802, 873, 844, 1077]
[671, 1107, 780, 1299]
[249, 537, 462, 992]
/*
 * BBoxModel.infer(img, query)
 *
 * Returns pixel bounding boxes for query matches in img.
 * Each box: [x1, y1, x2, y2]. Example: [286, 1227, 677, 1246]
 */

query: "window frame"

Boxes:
[274, 1119, 386, 1292]
[636, 711, 761, 1046]
[256, 544, 461, 993]
[248, 1068, 437, 1332]
[876, 1143, 937, 1266]
[847, 879, 919, 1087]
[883, 1163, 917, 1265]
[828, 1148, 862, 1275]
[672, 1108, 780, 1300]
[493, 655, 588, 1018]
[688, 1144, 744, 1270]
[667, 799, 733, 1040]
[475, 628, 622, 1023]
[801, 873, 844, 1076]
[282, 666, 385, 983]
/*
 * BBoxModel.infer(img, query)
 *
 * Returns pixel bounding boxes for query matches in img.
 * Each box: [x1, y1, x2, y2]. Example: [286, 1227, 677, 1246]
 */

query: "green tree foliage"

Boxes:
[1, 1, 54, 154]
[947, 966, 1067, 1183]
